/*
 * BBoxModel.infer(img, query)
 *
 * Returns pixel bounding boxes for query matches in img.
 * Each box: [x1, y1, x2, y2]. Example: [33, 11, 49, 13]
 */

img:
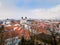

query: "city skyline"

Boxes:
[0, 0, 60, 19]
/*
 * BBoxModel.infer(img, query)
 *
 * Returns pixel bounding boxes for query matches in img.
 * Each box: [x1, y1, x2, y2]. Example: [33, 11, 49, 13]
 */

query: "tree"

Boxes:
[18, 36, 26, 45]
[0, 25, 4, 45]
[45, 23, 60, 45]
[31, 22, 60, 45]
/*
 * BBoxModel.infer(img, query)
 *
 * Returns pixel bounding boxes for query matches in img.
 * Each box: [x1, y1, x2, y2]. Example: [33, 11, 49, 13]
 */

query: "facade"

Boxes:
[3, 19, 11, 25]
[20, 17, 31, 30]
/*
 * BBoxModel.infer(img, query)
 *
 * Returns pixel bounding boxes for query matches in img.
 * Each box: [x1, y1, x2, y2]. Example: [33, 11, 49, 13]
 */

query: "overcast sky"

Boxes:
[0, 0, 60, 19]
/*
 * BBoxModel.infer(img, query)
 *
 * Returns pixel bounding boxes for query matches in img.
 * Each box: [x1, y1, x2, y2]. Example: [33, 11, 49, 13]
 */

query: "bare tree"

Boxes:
[0, 25, 4, 45]
[47, 22, 60, 45]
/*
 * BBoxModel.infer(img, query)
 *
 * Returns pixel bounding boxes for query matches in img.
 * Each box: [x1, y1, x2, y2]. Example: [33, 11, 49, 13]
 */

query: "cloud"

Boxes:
[0, 4, 60, 19]
[31, 5, 60, 19]
[0, 0, 60, 19]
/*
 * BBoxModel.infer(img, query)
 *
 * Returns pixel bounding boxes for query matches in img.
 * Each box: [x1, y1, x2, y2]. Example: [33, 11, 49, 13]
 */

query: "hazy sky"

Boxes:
[0, 0, 60, 19]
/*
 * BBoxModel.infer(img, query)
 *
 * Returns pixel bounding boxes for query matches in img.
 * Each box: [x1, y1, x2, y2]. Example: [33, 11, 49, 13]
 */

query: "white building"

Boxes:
[20, 17, 32, 30]
[3, 19, 11, 25]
